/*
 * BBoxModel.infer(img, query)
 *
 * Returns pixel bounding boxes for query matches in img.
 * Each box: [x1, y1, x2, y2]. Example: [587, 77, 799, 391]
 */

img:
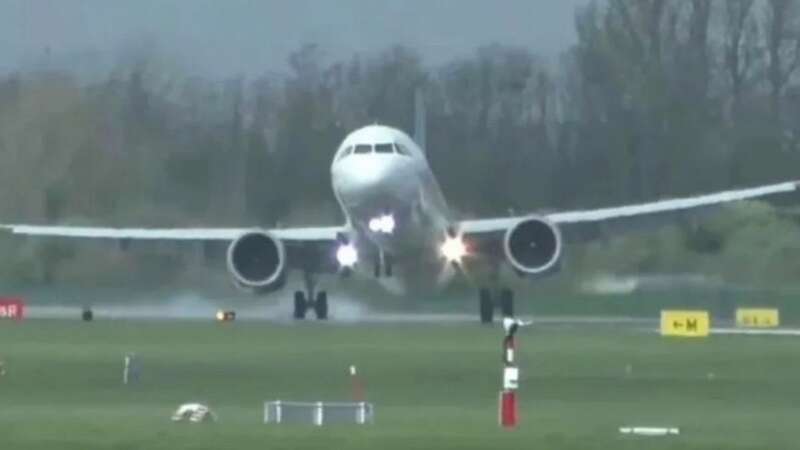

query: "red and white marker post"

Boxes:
[350, 365, 365, 402]
[499, 317, 530, 429]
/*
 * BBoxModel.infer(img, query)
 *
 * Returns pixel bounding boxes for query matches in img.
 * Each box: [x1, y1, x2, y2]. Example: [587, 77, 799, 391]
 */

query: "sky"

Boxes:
[0, 0, 588, 78]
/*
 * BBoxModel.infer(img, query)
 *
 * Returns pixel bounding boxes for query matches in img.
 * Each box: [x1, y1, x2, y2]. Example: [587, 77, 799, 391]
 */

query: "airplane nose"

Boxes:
[337, 157, 396, 197]
[334, 156, 414, 209]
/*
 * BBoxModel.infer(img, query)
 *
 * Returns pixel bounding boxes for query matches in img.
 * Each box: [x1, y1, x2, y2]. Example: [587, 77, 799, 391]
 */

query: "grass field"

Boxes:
[0, 319, 799, 449]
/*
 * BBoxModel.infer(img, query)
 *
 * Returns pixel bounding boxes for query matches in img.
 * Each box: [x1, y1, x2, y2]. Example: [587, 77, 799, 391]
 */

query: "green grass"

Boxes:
[0, 320, 799, 449]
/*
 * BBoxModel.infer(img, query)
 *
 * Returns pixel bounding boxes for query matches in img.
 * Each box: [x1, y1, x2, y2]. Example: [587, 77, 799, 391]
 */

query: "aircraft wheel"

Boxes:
[499, 288, 514, 317]
[479, 288, 493, 324]
[293, 291, 307, 320]
[385, 260, 393, 277]
[314, 291, 328, 320]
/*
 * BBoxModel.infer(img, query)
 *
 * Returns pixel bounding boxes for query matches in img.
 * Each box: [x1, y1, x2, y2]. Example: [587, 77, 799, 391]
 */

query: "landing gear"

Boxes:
[477, 288, 515, 324]
[479, 288, 493, 324]
[293, 271, 329, 320]
[499, 288, 514, 317]
[293, 290, 329, 320]
[314, 292, 328, 320]
[293, 291, 308, 320]
[374, 252, 393, 278]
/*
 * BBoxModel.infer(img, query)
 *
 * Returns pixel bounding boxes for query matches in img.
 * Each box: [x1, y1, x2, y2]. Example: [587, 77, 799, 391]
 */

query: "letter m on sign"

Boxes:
[686, 319, 697, 331]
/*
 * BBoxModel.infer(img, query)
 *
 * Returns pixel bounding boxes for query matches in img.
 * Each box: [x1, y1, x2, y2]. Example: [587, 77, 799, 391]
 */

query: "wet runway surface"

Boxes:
[22, 302, 800, 336]
[23, 298, 656, 326]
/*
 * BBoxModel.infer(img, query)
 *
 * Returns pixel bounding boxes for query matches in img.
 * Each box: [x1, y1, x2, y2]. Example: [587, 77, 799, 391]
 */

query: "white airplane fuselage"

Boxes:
[330, 125, 455, 293]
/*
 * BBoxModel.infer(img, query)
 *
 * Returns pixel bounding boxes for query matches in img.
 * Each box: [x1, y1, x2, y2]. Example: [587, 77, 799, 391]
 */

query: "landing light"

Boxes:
[368, 214, 395, 234]
[336, 243, 358, 267]
[441, 236, 467, 262]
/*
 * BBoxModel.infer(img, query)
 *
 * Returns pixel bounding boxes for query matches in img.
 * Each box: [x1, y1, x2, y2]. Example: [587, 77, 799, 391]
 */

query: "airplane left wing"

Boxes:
[459, 180, 799, 240]
[0, 224, 348, 287]
[0, 225, 344, 242]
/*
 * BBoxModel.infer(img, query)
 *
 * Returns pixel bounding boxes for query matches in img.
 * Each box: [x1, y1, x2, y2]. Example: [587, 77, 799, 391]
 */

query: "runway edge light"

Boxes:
[216, 310, 236, 322]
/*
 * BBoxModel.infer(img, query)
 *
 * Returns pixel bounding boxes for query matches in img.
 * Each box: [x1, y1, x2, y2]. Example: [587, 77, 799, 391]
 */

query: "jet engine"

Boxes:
[227, 230, 286, 293]
[503, 216, 563, 276]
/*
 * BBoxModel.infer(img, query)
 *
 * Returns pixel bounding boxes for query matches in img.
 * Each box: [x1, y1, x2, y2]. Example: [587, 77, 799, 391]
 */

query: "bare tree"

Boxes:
[685, 0, 712, 98]
[764, 0, 800, 119]
[724, 0, 758, 122]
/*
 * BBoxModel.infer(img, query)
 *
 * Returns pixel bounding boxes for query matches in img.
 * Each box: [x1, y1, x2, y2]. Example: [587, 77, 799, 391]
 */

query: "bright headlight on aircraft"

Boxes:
[441, 236, 467, 262]
[336, 243, 358, 267]
[368, 214, 395, 234]
[382, 215, 395, 233]
[368, 217, 381, 232]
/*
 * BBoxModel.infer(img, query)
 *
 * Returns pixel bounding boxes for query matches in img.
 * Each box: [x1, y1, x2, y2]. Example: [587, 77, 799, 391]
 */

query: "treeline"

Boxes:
[2, 0, 800, 288]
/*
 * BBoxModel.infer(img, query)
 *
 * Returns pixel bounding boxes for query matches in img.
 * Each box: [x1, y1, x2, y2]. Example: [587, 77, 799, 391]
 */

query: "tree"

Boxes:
[764, 0, 800, 120]
[723, 0, 759, 123]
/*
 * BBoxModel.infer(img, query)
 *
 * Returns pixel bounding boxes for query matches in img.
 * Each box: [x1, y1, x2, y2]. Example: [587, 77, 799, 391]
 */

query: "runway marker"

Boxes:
[350, 364, 365, 402]
[619, 426, 680, 436]
[711, 328, 800, 336]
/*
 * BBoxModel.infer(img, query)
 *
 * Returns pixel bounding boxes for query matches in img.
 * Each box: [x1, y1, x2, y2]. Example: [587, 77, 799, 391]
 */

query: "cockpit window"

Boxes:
[394, 143, 412, 156]
[375, 143, 394, 154]
[353, 144, 372, 154]
[337, 146, 353, 161]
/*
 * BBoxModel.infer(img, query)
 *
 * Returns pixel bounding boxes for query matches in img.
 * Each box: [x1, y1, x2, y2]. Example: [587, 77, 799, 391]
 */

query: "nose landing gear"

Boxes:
[373, 251, 393, 278]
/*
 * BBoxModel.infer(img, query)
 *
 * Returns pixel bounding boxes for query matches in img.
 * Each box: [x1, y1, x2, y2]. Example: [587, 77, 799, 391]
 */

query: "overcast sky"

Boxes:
[1, 0, 588, 78]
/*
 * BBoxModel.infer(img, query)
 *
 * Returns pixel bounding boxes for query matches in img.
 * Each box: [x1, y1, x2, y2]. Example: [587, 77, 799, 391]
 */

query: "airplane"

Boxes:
[2, 94, 798, 322]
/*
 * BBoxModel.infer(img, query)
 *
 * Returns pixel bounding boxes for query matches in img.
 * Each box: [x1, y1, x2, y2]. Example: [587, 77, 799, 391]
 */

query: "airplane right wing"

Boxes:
[459, 180, 799, 241]
[456, 180, 798, 276]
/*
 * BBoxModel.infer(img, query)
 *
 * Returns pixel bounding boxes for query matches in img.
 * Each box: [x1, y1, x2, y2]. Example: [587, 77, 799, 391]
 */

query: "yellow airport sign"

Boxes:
[660, 310, 710, 337]
[736, 308, 779, 328]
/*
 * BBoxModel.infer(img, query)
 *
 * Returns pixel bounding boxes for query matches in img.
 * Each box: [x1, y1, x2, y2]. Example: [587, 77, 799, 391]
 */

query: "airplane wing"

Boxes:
[0, 224, 344, 242]
[459, 181, 799, 240]
[0, 223, 347, 277]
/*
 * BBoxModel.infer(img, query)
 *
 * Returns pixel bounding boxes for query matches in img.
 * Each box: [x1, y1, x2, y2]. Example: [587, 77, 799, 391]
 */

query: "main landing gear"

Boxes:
[478, 288, 514, 324]
[373, 251, 393, 278]
[293, 272, 328, 320]
[293, 290, 328, 320]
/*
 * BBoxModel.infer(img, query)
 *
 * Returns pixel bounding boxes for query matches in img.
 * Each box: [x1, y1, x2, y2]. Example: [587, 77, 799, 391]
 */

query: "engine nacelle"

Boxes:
[227, 230, 286, 293]
[503, 216, 563, 276]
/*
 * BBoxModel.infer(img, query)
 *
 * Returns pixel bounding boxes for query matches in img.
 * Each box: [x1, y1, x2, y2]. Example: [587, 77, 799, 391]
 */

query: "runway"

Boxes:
[709, 327, 800, 336]
[24, 302, 655, 326]
[18, 298, 800, 335]
[20, 294, 659, 327]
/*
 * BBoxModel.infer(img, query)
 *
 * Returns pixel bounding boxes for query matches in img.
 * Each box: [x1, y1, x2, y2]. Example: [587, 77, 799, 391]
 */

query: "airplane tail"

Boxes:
[413, 88, 426, 153]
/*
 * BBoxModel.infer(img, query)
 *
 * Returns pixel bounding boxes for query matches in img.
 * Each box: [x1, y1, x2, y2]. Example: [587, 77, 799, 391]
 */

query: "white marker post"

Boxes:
[123, 355, 131, 385]
[123, 353, 138, 385]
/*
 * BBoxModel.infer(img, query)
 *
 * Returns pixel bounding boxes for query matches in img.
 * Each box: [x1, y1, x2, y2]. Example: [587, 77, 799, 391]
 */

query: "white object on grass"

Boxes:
[263, 400, 374, 425]
[171, 403, 217, 423]
[619, 426, 680, 436]
[123, 353, 139, 385]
